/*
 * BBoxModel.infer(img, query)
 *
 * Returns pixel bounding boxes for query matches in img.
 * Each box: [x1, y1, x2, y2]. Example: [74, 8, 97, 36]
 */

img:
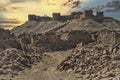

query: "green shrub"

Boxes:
[20, 53, 30, 58]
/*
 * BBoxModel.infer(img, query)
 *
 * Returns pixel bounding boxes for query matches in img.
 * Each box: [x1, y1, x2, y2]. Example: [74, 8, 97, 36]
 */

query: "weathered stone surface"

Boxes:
[0, 48, 43, 76]
[57, 42, 120, 79]
[61, 30, 94, 44]
[0, 28, 20, 50]
[1, 27, 120, 80]
[97, 29, 120, 45]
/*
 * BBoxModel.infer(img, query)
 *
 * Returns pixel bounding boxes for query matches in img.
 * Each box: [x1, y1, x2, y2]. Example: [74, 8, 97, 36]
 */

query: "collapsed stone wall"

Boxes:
[28, 15, 52, 21]
[0, 28, 20, 50]
[61, 30, 94, 44]
[97, 29, 120, 45]
[1, 28, 120, 79]
[57, 29, 120, 79]
[0, 47, 44, 76]
[57, 42, 120, 79]
[18, 32, 65, 52]
[18, 30, 95, 52]
[18, 29, 120, 53]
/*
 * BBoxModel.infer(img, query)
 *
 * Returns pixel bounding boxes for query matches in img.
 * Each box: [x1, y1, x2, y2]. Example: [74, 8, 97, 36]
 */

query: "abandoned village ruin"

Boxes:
[28, 10, 116, 22]
[0, 6, 120, 79]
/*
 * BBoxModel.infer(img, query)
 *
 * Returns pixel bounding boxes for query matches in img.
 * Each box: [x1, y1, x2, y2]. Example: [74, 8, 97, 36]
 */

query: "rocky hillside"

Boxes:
[0, 29, 118, 80]
[0, 18, 120, 80]
[0, 28, 44, 79]
[11, 29, 120, 80]
[11, 19, 120, 36]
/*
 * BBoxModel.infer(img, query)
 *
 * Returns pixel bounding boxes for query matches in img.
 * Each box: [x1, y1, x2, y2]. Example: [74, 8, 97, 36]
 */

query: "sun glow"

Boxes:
[3, 12, 27, 27]
[37, 0, 71, 16]
[6, 0, 72, 27]
[9, 0, 71, 25]
[1, 0, 88, 29]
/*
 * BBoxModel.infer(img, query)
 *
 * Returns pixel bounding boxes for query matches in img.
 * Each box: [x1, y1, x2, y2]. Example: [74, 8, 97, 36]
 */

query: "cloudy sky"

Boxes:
[0, 0, 120, 29]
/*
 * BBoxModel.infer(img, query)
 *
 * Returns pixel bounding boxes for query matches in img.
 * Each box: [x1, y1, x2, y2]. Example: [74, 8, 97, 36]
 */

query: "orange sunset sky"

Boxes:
[0, 0, 120, 29]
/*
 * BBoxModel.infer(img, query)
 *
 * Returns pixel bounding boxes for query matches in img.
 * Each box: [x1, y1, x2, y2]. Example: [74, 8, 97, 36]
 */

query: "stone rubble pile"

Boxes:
[57, 43, 120, 79]
[0, 48, 43, 76]
[0, 48, 31, 75]
[97, 29, 120, 46]
[0, 28, 42, 77]
[1, 27, 120, 79]
[0, 28, 20, 50]
[18, 30, 95, 52]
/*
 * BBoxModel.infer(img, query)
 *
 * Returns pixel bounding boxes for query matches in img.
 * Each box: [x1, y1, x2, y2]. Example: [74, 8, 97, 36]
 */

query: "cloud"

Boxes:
[10, 0, 40, 2]
[0, 6, 23, 12]
[0, 0, 35, 4]
[9, 0, 28, 3]
[0, 18, 21, 30]
[80, 0, 120, 12]
[63, 0, 88, 7]
[0, 0, 24, 12]
[0, 18, 20, 24]
[0, 0, 120, 29]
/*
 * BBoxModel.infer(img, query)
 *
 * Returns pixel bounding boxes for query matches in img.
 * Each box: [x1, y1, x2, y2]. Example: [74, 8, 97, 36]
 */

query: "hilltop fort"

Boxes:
[28, 10, 117, 22]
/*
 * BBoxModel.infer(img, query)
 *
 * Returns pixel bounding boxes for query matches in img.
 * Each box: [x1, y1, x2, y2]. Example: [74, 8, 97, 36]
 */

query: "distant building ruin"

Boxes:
[52, 13, 61, 20]
[81, 10, 104, 19]
[28, 15, 52, 21]
[71, 12, 83, 19]
[97, 29, 120, 45]
[83, 10, 93, 18]
[97, 12, 104, 17]
[28, 10, 116, 22]
[61, 30, 94, 44]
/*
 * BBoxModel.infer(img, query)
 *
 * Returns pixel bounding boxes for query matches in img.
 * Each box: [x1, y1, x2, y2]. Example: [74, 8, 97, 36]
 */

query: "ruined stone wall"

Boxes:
[28, 15, 52, 21]
[0, 28, 20, 50]
[97, 29, 120, 45]
[52, 13, 70, 21]
[70, 12, 83, 19]
[43, 32, 61, 43]
[62, 30, 94, 44]
[83, 10, 93, 18]
[28, 15, 37, 21]
[18, 29, 120, 52]
[28, 10, 108, 22]
[80, 10, 106, 21]
[97, 12, 104, 17]
[52, 13, 61, 20]
[38, 16, 52, 21]
[52, 12, 83, 21]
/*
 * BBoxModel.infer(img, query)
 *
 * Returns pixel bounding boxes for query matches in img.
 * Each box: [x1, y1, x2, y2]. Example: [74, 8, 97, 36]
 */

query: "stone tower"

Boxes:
[52, 13, 61, 20]
[83, 10, 93, 18]
[97, 12, 104, 17]
[28, 15, 37, 21]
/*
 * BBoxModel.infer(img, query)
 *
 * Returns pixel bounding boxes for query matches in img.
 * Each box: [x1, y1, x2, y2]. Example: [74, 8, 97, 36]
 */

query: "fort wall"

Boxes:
[28, 15, 52, 21]
[83, 10, 93, 18]
[70, 12, 83, 19]
[97, 12, 104, 17]
[28, 10, 116, 22]
[52, 13, 61, 20]
[97, 29, 120, 45]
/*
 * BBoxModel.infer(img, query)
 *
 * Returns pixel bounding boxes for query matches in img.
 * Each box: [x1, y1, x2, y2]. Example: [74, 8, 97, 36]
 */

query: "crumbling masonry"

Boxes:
[28, 10, 116, 22]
